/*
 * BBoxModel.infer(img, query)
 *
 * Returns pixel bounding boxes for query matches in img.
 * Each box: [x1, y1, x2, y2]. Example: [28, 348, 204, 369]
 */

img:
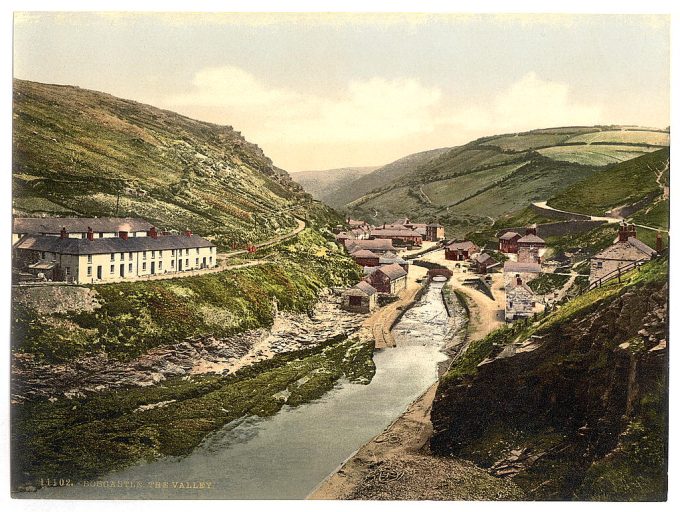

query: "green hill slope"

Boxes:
[343, 126, 668, 236]
[326, 147, 452, 208]
[548, 148, 669, 221]
[12, 79, 332, 248]
[291, 166, 377, 203]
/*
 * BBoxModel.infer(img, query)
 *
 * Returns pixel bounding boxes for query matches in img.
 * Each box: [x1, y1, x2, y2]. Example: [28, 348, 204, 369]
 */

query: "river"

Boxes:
[34, 281, 457, 500]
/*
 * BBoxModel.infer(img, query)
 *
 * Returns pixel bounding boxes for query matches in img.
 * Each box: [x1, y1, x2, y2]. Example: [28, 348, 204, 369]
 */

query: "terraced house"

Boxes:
[13, 218, 217, 284]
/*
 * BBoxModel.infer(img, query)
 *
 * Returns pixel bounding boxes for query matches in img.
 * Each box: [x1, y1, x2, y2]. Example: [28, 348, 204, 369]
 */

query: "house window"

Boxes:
[129, 252, 133, 259]
[596, 261, 603, 269]
[87, 255, 92, 264]
[87, 266, 92, 276]
[120, 252, 125, 260]
[40, 251, 45, 259]
[171, 249, 175, 256]
[159, 261, 163, 270]
[195, 257, 199, 265]
[143, 251, 147, 260]
[185, 258, 189, 267]
[151, 250, 155, 258]
[171, 259, 175, 268]
[158, 250, 163, 258]
[64, 267, 70, 276]
[196, 248, 199, 254]
[110, 253, 115, 262]
[142, 262, 147, 271]
[209, 256, 212, 265]
[128, 263, 133, 273]
[98, 233, 103, 238]
[110, 264, 114, 274]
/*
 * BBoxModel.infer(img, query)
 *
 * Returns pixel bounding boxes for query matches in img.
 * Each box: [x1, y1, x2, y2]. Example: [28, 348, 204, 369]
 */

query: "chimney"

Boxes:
[383, 223, 386, 229]
[629, 224, 637, 239]
[86, 226, 94, 241]
[148, 226, 158, 239]
[119, 230, 129, 240]
[60, 227, 67, 239]
[525, 225, 537, 236]
[347, 216, 350, 224]
[516, 274, 522, 286]
[618, 223, 629, 243]
[185, 230, 192, 237]
[656, 232, 663, 252]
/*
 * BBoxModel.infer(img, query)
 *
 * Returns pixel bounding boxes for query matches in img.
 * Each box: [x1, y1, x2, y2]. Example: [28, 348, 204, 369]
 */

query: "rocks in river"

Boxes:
[11, 289, 366, 403]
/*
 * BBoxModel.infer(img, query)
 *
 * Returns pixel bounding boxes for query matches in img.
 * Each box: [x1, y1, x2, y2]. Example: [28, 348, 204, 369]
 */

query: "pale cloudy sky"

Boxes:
[13, 13, 670, 171]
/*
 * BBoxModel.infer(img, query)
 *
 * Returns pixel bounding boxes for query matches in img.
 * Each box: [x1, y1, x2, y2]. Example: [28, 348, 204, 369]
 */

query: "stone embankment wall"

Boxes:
[497, 219, 606, 239]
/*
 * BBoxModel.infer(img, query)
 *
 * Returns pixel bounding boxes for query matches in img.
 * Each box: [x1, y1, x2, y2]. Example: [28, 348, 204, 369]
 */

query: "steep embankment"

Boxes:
[343, 126, 668, 237]
[12, 79, 335, 247]
[430, 259, 668, 501]
[291, 166, 378, 203]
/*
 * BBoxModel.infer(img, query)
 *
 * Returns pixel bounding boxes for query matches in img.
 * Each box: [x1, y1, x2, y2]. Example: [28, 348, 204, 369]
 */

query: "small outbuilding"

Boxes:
[498, 231, 521, 253]
[471, 252, 497, 274]
[445, 240, 479, 261]
[365, 263, 408, 294]
[505, 274, 536, 321]
[341, 281, 378, 313]
[351, 249, 380, 267]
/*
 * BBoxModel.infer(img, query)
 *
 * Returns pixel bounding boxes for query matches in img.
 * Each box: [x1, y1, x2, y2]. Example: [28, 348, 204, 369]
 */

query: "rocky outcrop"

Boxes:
[430, 279, 668, 500]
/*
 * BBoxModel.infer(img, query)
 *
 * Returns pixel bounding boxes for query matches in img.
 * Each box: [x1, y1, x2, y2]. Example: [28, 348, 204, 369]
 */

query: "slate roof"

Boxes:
[351, 249, 380, 258]
[354, 281, 378, 296]
[499, 231, 521, 240]
[517, 234, 545, 244]
[14, 217, 153, 234]
[371, 229, 423, 238]
[379, 255, 407, 265]
[446, 240, 477, 251]
[375, 263, 408, 280]
[503, 261, 542, 273]
[346, 239, 396, 253]
[474, 253, 496, 265]
[594, 238, 657, 260]
[15, 234, 215, 256]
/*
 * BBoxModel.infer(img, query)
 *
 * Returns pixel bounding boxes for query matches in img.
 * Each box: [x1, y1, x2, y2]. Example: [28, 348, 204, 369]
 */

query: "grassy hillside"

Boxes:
[342, 126, 668, 237]
[548, 148, 669, 218]
[327, 147, 452, 208]
[12, 79, 333, 248]
[291, 166, 377, 203]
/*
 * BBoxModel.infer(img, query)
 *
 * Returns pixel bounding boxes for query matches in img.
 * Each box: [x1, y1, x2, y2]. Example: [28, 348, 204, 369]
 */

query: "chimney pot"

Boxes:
[60, 227, 68, 239]
[185, 230, 192, 237]
[87, 226, 94, 241]
[119, 230, 129, 240]
[148, 226, 158, 239]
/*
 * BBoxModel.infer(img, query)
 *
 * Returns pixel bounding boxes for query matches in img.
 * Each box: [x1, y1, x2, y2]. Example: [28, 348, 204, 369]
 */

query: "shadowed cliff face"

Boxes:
[430, 278, 668, 501]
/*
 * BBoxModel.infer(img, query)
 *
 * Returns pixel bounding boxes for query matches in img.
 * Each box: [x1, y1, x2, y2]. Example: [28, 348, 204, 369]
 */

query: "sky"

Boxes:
[13, 12, 671, 172]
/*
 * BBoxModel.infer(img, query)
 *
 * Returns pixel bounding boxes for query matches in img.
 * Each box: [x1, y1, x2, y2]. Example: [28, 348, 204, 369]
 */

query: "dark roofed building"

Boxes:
[365, 263, 408, 294]
[345, 239, 397, 255]
[370, 228, 423, 248]
[425, 222, 445, 242]
[499, 231, 521, 253]
[351, 249, 381, 267]
[471, 252, 498, 274]
[445, 240, 479, 261]
[13, 217, 154, 243]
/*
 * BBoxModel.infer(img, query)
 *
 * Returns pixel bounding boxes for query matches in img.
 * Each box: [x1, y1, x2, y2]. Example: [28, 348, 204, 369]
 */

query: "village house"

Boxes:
[345, 238, 397, 255]
[12, 217, 154, 245]
[471, 252, 498, 274]
[335, 231, 355, 247]
[341, 281, 378, 314]
[370, 227, 423, 248]
[589, 224, 658, 286]
[379, 251, 409, 272]
[505, 274, 536, 321]
[498, 231, 521, 254]
[517, 227, 546, 264]
[425, 223, 446, 242]
[13, 223, 217, 284]
[351, 249, 380, 267]
[365, 263, 408, 294]
[445, 240, 479, 261]
[503, 260, 541, 287]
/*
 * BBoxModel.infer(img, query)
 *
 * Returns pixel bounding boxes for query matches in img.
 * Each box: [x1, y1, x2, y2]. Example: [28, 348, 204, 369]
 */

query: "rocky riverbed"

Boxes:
[11, 289, 365, 403]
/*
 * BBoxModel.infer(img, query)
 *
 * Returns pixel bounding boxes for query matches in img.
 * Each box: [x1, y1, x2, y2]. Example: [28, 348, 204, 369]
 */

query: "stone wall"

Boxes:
[530, 202, 590, 220]
[12, 285, 101, 315]
[497, 220, 606, 240]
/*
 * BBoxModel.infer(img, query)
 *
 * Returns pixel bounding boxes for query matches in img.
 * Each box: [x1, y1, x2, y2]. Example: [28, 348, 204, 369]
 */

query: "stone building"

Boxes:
[379, 251, 409, 272]
[445, 240, 479, 261]
[351, 249, 380, 267]
[425, 223, 446, 242]
[516, 227, 546, 264]
[498, 231, 521, 253]
[345, 239, 397, 255]
[365, 263, 408, 294]
[14, 224, 217, 284]
[505, 275, 536, 321]
[341, 281, 378, 313]
[370, 228, 423, 248]
[589, 224, 657, 285]
[471, 253, 497, 274]
[503, 261, 541, 287]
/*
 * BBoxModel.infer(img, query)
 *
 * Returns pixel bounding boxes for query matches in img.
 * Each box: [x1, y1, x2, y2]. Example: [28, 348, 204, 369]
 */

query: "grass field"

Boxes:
[479, 132, 572, 151]
[566, 130, 669, 146]
[538, 145, 657, 166]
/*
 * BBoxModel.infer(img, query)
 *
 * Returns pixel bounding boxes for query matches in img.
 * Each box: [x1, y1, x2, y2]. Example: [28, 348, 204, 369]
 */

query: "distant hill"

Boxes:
[12, 79, 335, 249]
[342, 126, 669, 236]
[291, 166, 377, 203]
[325, 147, 453, 208]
